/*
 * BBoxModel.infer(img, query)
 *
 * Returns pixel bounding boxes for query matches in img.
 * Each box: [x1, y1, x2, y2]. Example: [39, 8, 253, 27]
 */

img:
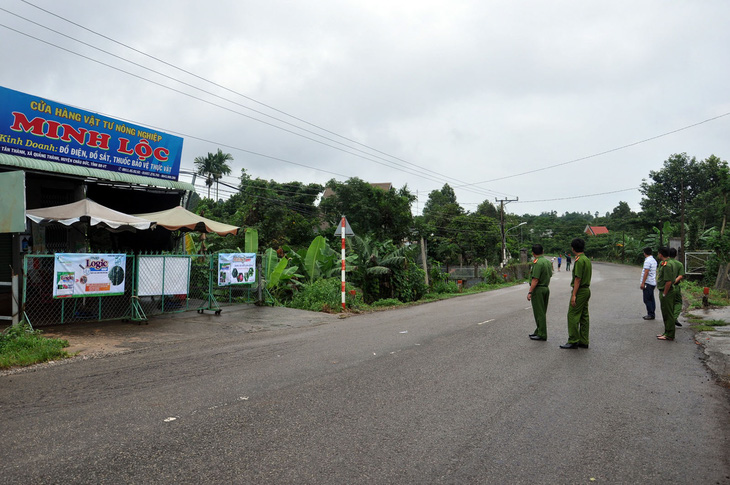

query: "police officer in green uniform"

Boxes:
[561, 238, 592, 349]
[527, 244, 552, 341]
[656, 247, 678, 340]
[669, 247, 685, 327]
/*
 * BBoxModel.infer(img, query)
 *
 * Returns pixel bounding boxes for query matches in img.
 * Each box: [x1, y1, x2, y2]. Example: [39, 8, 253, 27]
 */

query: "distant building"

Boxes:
[584, 225, 610, 236]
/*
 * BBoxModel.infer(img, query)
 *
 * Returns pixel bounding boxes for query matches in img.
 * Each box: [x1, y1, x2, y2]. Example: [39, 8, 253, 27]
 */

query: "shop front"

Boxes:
[0, 86, 194, 324]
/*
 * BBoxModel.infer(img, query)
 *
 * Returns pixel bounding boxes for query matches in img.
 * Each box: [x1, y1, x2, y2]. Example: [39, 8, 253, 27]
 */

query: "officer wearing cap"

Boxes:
[668, 247, 685, 327]
[560, 238, 592, 349]
[527, 244, 552, 341]
[656, 247, 678, 341]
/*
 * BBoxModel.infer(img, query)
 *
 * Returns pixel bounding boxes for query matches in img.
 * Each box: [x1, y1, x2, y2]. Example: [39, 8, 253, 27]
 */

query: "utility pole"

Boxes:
[496, 197, 519, 267]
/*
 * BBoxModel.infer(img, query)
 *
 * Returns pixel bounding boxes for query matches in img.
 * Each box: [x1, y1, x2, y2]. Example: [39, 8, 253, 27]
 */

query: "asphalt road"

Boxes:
[2, 262, 729, 484]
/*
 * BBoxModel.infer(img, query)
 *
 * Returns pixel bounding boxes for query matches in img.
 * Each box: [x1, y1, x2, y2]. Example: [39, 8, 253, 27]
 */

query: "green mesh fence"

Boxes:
[22, 253, 269, 326]
[23, 254, 134, 326]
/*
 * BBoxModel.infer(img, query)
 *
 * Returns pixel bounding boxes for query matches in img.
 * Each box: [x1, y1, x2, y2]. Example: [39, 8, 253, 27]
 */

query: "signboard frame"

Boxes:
[0, 86, 183, 181]
[53, 253, 127, 298]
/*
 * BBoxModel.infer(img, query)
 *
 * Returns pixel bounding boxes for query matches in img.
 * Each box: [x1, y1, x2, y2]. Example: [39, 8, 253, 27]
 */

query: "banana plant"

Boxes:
[244, 228, 259, 253]
[263, 247, 300, 289]
[283, 236, 357, 285]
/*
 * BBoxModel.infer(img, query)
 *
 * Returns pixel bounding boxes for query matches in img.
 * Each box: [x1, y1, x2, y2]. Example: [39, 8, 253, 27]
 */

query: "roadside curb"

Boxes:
[695, 325, 730, 382]
[690, 306, 730, 383]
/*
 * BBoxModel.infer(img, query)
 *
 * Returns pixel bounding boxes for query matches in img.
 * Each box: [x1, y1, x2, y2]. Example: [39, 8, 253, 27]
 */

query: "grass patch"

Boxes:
[0, 323, 71, 369]
[685, 312, 729, 331]
[683, 281, 730, 309]
[418, 279, 528, 303]
[694, 324, 729, 332]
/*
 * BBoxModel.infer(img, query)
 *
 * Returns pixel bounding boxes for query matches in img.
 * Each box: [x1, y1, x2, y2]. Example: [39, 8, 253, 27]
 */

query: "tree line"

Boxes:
[194, 151, 730, 289]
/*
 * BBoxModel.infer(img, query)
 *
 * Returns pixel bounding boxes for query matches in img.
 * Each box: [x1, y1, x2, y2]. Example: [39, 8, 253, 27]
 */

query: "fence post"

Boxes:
[257, 256, 263, 304]
[20, 254, 33, 330]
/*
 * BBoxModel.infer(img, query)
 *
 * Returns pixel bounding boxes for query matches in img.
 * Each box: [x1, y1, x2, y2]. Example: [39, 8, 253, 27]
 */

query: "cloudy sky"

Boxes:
[2, 0, 729, 217]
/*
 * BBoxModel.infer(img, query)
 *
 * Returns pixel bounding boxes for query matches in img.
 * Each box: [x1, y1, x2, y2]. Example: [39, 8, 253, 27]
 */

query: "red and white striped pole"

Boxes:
[340, 215, 346, 310]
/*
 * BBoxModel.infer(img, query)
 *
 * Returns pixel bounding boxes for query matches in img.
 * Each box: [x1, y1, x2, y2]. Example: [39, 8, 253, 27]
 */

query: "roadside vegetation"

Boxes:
[683, 281, 730, 311]
[680, 280, 730, 332]
[0, 323, 71, 370]
[186, 151, 728, 314]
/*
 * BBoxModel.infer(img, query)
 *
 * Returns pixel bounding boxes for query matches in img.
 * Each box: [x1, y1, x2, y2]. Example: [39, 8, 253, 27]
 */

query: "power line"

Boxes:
[6, 3, 510, 199]
[515, 187, 639, 204]
[454, 113, 730, 189]
[8, 3, 720, 207]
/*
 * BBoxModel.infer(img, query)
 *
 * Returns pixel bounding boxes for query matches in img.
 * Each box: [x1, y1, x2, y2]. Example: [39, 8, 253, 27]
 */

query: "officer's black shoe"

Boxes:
[577, 343, 589, 348]
[559, 342, 579, 349]
[529, 333, 537, 337]
[642, 315, 655, 320]
[675, 322, 683, 327]
[529, 335, 546, 341]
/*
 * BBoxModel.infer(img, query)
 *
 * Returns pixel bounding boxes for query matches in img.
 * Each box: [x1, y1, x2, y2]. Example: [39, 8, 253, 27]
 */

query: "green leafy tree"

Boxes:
[640, 153, 729, 249]
[196, 169, 323, 250]
[419, 185, 465, 265]
[319, 178, 415, 243]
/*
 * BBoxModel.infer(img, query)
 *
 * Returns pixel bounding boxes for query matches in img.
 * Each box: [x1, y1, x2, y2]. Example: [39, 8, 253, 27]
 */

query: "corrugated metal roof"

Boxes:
[0, 153, 194, 191]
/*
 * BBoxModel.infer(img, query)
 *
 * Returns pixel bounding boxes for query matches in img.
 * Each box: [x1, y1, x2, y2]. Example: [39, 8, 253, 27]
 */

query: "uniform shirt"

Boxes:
[571, 254, 592, 288]
[670, 257, 685, 286]
[530, 256, 553, 286]
[641, 255, 657, 286]
[657, 259, 678, 289]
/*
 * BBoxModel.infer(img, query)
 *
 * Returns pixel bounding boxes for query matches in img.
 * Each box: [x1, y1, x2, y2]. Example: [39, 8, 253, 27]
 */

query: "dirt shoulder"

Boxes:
[37, 304, 343, 357]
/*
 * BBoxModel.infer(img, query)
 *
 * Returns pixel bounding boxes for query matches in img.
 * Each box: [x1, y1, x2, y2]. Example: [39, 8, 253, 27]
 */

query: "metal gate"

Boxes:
[685, 251, 715, 275]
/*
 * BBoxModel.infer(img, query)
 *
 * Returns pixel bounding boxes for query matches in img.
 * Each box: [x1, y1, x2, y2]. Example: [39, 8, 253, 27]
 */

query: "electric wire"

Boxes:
[20, 0, 506, 195]
[7, 3, 721, 208]
[514, 187, 640, 204]
[3, 5, 509, 199]
[454, 113, 730, 189]
[0, 23, 459, 189]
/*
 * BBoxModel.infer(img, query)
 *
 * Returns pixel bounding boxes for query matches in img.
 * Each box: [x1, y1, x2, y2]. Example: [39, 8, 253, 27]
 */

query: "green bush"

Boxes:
[432, 280, 459, 294]
[371, 298, 403, 307]
[429, 263, 449, 286]
[702, 255, 720, 287]
[470, 282, 498, 291]
[481, 267, 501, 284]
[0, 322, 70, 369]
[393, 264, 428, 303]
[289, 277, 364, 312]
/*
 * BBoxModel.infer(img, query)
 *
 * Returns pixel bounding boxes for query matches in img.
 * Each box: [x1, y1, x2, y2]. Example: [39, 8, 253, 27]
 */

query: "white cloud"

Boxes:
[2, 0, 729, 218]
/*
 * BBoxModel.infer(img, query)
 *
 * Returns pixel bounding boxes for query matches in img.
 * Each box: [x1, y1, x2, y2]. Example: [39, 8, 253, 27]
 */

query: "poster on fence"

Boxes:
[137, 256, 190, 296]
[53, 253, 127, 298]
[218, 253, 256, 286]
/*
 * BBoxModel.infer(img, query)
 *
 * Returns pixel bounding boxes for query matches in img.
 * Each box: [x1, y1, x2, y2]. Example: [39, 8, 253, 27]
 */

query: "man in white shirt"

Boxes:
[640, 247, 657, 320]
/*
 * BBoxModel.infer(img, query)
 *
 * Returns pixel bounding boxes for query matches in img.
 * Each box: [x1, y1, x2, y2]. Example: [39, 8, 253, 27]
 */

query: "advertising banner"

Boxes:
[0, 86, 182, 181]
[53, 253, 127, 298]
[218, 253, 256, 286]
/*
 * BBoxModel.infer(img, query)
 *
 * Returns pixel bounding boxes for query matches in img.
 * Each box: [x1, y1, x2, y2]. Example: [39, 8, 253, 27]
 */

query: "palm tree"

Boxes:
[194, 149, 233, 200]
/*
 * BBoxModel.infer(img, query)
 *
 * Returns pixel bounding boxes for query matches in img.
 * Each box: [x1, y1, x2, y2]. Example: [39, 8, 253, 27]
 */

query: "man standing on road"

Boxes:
[565, 253, 572, 272]
[669, 247, 685, 327]
[640, 247, 657, 321]
[656, 247, 678, 341]
[561, 238, 592, 349]
[527, 244, 552, 341]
